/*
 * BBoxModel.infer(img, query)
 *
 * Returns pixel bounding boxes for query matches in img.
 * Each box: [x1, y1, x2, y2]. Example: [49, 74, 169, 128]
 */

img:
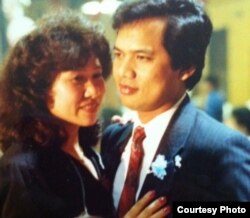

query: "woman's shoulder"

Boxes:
[0, 143, 38, 170]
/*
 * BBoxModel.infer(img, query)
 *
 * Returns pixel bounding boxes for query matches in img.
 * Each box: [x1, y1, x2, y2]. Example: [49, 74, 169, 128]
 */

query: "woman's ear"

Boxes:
[180, 67, 195, 81]
[46, 92, 54, 110]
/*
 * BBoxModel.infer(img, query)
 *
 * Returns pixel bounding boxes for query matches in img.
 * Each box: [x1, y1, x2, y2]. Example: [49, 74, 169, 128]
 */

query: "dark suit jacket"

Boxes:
[0, 143, 114, 218]
[101, 96, 250, 215]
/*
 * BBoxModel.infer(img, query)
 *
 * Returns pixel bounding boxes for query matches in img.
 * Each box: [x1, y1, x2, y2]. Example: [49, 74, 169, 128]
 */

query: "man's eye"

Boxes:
[113, 51, 122, 59]
[136, 55, 151, 61]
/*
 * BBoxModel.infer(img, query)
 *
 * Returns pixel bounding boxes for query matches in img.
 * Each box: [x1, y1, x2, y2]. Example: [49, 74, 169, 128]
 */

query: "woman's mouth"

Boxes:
[80, 102, 99, 113]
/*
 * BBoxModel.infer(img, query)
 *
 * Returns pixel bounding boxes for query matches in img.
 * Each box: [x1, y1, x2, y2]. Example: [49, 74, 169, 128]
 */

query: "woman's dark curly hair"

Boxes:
[0, 10, 111, 151]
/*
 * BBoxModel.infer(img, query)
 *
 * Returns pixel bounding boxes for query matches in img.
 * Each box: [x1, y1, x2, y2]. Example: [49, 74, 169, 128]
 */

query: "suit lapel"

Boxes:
[116, 124, 133, 156]
[139, 95, 197, 198]
[102, 123, 133, 184]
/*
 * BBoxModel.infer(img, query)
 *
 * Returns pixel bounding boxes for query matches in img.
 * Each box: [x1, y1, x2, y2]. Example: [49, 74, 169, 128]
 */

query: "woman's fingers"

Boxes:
[149, 205, 171, 218]
[124, 191, 171, 218]
[136, 196, 169, 218]
[124, 191, 156, 217]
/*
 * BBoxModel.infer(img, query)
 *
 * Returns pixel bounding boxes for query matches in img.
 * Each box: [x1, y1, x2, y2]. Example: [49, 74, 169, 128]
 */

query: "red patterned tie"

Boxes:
[117, 126, 146, 218]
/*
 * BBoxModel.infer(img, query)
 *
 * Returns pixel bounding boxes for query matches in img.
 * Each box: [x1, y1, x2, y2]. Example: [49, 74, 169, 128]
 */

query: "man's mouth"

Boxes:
[119, 84, 138, 95]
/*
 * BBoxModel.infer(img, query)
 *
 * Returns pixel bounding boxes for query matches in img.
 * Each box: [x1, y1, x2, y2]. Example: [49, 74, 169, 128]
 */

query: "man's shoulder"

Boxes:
[101, 122, 134, 155]
[191, 109, 250, 147]
[102, 122, 133, 141]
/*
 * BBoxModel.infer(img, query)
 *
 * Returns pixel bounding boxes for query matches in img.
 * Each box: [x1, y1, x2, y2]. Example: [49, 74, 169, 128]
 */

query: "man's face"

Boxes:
[113, 18, 187, 122]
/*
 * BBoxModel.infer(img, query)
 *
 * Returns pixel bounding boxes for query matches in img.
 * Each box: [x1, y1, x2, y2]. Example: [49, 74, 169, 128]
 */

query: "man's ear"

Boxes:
[180, 67, 195, 81]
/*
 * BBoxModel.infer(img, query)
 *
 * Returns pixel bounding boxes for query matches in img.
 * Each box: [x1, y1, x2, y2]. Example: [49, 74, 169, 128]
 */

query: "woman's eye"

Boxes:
[73, 75, 84, 83]
[93, 72, 103, 80]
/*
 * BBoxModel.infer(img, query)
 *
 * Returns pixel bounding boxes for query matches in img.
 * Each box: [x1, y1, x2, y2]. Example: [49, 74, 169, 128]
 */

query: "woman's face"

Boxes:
[47, 56, 105, 129]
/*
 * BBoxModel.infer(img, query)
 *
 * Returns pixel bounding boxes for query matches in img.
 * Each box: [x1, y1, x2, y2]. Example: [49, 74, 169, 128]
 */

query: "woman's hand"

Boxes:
[123, 191, 171, 218]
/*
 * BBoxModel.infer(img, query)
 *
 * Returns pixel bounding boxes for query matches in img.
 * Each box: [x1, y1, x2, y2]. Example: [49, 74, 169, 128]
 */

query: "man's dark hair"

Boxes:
[113, 0, 213, 90]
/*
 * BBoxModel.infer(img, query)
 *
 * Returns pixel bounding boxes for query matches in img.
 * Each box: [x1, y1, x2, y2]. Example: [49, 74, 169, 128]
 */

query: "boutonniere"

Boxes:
[150, 154, 168, 180]
[150, 154, 183, 180]
[174, 154, 182, 168]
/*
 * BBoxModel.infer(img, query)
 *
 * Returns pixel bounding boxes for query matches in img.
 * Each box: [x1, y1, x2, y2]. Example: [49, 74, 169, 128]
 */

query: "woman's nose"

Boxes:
[84, 82, 99, 98]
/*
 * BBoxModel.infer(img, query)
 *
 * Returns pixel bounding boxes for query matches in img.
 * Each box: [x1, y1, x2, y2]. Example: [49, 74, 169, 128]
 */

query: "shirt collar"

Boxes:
[133, 93, 187, 131]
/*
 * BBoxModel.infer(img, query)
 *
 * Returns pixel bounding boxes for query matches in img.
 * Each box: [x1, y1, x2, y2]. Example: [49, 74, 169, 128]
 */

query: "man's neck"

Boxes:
[138, 93, 187, 124]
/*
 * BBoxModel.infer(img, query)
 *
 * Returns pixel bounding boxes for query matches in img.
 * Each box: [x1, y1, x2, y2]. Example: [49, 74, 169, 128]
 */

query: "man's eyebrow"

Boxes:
[113, 46, 153, 55]
[113, 46, 120, 51]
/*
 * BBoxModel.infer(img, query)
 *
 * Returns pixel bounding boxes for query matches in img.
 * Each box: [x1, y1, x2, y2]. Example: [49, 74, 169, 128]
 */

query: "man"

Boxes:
[225, 106, 250, 141]
[101, 0, 250, 217]
[202, 75, 225, 122]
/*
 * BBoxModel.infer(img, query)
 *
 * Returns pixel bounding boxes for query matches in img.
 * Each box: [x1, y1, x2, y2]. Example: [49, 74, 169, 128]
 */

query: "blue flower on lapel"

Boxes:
[150, 154, 168, 180]
[150, 154, 183, 180]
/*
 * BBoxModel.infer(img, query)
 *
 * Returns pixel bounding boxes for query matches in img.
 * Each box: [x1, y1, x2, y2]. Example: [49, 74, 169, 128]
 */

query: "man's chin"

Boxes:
[121, 101, 139, 111]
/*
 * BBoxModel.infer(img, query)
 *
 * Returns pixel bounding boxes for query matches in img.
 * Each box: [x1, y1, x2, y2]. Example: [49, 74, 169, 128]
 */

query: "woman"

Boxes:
[0, 11, 169, 218]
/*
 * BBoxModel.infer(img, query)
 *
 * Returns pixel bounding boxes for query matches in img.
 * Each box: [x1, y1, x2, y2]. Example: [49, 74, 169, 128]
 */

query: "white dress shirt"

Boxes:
[112, 94, 186, 209]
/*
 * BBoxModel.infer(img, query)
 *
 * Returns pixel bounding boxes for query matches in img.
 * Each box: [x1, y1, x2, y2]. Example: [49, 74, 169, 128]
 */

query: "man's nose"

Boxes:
[117, 56, 136, 79]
